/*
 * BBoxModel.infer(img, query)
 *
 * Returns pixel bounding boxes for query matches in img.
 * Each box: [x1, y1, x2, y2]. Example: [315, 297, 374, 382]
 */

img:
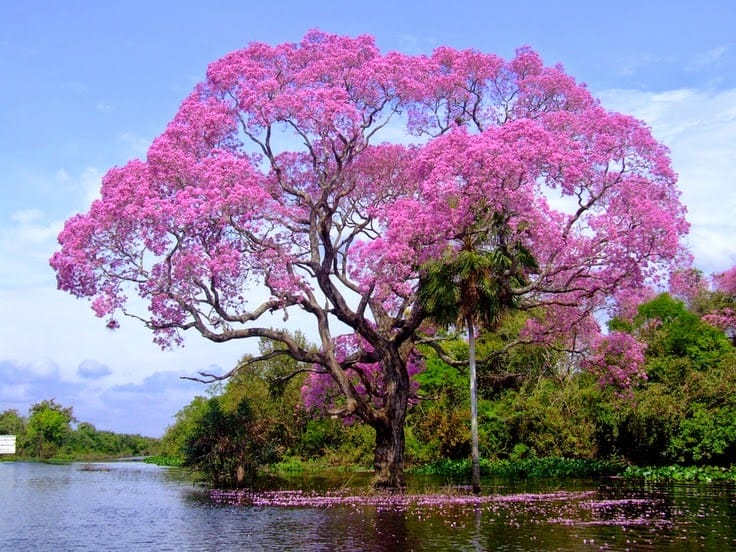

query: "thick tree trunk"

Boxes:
[370, 348, 410, 491]
[372, 418, 407, 490]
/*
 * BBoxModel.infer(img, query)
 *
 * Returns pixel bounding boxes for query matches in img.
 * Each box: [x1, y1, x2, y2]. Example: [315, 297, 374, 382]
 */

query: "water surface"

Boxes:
[1, 461, 734, 550]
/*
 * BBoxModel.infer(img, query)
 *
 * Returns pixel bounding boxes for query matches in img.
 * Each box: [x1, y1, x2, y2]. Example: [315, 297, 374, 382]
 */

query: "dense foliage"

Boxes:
[599, 294, 736, 465]
[182, 396, 278, 487]
[156, 291, 736, 487]
[0, 400, 159, 461]
[159, 336, 315, 482]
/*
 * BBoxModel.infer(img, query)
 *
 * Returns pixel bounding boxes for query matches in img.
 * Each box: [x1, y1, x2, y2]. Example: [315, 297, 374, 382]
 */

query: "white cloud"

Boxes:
[7, 209, 60, 245]
[61, 80, 89, 94]
[10, 209, 41, 224]
[0, 166, 107, 289]
[0, 208, 62, 288]
[598, 86, 736, 274]
[398, 34, 438, 55]
[51, 165, 103, 207]
[25, 358, 61, 379]
[79, 166, 103, 205]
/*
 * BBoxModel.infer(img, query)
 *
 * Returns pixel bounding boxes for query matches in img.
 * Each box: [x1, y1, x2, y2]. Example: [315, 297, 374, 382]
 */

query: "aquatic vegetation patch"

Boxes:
[623, 464, 736, 482]
[412, 457, 626, 479]
[144, 455, 184, 467]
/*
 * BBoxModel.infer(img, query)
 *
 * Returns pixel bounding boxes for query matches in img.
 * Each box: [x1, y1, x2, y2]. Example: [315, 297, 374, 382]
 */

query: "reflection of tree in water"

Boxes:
[308, 506, 416, 552]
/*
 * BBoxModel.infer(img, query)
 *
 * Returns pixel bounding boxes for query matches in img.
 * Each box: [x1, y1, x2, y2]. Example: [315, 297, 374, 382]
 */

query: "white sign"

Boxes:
[0, 435, 16, 454]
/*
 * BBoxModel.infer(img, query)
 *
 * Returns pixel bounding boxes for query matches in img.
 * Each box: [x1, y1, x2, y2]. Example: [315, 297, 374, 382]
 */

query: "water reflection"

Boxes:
[310, 508, 422, 552]
[1, 462, 735, 551]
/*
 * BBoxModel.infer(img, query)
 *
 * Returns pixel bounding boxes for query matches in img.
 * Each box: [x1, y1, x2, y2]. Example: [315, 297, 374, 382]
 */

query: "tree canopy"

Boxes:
[51, 31, 689, 488]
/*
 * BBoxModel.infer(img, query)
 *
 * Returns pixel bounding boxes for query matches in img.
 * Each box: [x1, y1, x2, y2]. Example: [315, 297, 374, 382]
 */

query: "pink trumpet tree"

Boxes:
[51, 31, 689, 489]
[670, 267, 736, 343]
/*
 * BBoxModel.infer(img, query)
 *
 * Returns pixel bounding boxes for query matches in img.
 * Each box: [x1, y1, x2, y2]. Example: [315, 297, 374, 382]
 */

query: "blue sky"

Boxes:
[2, 1, 735, 437]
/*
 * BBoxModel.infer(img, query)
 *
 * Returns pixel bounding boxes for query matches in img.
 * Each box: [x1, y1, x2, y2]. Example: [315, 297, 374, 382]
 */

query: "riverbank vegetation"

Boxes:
[0, 399, 159, 461]
[148, 289, 736, 487]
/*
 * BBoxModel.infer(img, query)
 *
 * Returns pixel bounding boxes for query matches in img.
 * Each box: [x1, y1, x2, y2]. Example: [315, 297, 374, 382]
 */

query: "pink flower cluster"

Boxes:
[670, 267, 736, 337]
[301, 334, 424, 420]
[583, 332, 647, 390]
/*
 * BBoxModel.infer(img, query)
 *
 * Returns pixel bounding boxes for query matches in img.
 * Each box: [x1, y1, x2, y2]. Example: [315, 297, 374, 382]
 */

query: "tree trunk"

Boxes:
[370, 348, 410, 491]
[468, 318, 481, 494]
[235, 464, 246, 488]
[372, 418, 406, 490]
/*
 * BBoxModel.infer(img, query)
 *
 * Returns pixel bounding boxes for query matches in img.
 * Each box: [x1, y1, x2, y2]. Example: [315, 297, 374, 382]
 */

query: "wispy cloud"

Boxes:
[55, 168, 70, 183]
[0, 209, 62, 288]
[397, 33, 438, 55]
[6, 209, 60, 244]
[61, 80, 89, 94]
[687, 44, 731, 71]
[614, 51, 673, 77]
[0, 165, 105, 290]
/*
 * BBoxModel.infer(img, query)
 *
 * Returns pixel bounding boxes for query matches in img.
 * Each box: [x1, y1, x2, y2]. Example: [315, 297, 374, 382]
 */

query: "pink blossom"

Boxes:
[301, 335, 424, 421]
[583, 332, 647, 390]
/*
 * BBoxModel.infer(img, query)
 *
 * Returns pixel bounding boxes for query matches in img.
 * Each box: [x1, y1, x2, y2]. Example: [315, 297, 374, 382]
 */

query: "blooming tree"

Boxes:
[706, 267, 736, 338]
[671, 267, 736, 343]
[51, 31, 689, 489]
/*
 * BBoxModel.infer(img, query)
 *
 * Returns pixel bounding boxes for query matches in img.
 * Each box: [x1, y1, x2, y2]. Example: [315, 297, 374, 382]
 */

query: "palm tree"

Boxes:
[418, 212, 537, 493]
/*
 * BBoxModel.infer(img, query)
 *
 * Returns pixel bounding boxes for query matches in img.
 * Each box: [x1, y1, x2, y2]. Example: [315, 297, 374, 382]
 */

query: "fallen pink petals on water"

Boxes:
[208, 488, 678, 529]
[209, 488, 598, 509]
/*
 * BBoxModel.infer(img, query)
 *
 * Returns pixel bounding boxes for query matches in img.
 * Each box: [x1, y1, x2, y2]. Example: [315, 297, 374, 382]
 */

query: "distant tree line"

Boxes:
[0, 400, 159, 460]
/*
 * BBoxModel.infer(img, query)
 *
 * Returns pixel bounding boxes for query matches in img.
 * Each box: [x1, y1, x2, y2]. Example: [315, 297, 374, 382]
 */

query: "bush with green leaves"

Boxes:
[598, 293, 736, 465]
[501, 376, 599, 460]
[183, 396, 278, 487]
[23, 400, 75, 459]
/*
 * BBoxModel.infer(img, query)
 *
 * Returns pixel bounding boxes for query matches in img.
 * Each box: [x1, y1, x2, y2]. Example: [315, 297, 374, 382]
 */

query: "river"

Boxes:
[1, 461, 734, 550]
